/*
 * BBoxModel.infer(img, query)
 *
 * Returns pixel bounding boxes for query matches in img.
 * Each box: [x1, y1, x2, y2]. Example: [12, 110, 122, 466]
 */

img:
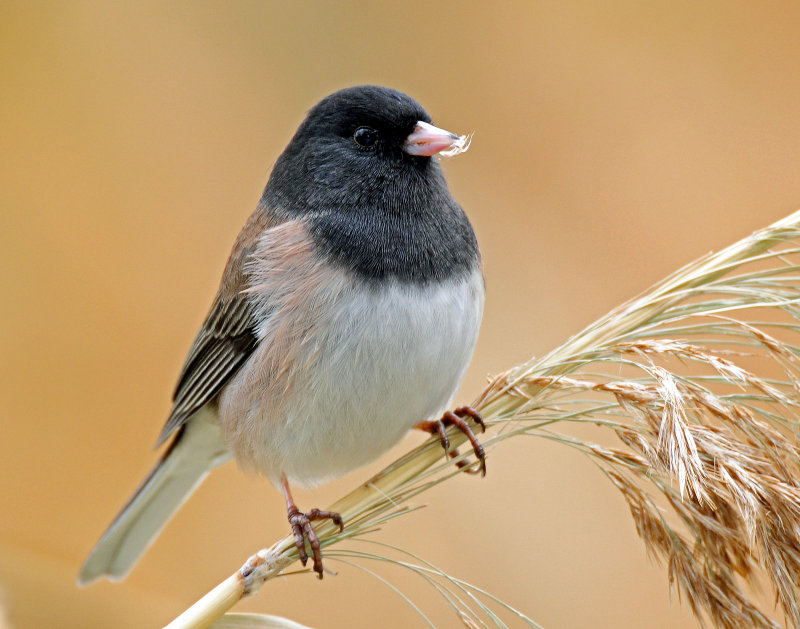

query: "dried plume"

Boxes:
[169, 210, 800, 629]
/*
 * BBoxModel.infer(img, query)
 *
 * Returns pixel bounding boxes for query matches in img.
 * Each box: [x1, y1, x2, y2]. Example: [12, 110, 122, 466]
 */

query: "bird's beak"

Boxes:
[403, 121, 462, 157]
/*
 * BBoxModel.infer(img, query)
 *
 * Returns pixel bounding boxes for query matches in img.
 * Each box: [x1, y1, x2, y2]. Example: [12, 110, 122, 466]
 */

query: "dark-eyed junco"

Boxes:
[79, 85, 485, 583]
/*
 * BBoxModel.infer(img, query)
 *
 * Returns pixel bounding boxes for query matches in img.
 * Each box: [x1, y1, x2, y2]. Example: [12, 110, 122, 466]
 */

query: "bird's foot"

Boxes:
[281, 474, 343, 579]
[287, 505, 343, 578]
[415, 405, 486, 476]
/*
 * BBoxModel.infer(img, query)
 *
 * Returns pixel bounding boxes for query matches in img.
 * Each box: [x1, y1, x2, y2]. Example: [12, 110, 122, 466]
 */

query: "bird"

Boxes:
[79, 85, 485, 584]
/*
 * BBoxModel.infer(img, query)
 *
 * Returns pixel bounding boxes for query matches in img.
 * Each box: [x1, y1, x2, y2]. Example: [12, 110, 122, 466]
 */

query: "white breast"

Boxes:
[218, 267, 484, 487]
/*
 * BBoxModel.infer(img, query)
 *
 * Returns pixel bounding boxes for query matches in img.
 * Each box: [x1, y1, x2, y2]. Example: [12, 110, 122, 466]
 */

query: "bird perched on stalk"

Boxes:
[79, 85, 485, 583]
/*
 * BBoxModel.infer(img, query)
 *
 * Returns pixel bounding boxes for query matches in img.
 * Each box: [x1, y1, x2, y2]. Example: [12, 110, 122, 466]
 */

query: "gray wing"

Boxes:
[155, 296, 258, 445]
[156, 204, 278, 446]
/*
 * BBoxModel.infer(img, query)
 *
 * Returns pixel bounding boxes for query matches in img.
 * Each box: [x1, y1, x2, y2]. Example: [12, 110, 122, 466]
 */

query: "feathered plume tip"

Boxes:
[440, 132, 473, 157]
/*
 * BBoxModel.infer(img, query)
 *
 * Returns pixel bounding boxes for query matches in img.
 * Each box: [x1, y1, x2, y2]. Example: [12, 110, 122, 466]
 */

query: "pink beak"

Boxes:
[403, 121, 460, 157]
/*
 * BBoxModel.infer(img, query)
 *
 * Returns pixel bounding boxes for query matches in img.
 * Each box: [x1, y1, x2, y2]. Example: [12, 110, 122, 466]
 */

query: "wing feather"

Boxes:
[156, 204, 280, 445]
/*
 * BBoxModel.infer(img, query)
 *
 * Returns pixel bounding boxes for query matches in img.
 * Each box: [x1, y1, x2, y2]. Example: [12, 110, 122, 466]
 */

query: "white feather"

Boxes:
[220, 268, 485, 486]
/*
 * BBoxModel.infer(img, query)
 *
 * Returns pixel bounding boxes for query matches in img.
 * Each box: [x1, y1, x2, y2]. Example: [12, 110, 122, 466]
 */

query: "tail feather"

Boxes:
[78, 408, 231, 584]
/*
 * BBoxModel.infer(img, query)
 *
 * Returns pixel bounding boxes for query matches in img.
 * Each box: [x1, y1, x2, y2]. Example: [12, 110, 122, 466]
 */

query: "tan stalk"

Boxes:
[166, 209, 800, 629]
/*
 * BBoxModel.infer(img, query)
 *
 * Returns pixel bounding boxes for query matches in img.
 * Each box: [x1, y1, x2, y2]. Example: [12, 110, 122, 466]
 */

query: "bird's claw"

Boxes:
[416, 405, 487, 476]
[287, 506, 343, 578]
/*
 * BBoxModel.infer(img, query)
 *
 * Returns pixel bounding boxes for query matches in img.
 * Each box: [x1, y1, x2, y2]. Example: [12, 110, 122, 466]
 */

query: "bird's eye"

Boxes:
[353, 127, 379, 148]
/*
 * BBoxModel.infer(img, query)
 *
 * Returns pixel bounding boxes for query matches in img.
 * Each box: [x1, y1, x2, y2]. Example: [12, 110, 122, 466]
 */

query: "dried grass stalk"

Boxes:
[167, 209, 800, 629]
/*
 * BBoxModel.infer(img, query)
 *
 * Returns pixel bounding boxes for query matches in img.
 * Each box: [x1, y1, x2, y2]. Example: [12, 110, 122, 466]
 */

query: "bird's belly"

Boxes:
[218, 269, 484, 487]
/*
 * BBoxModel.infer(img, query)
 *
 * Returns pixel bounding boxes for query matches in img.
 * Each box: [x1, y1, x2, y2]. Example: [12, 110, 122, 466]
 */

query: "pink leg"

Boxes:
[415, 405, 487, 476]
[281, 475, 343, 578]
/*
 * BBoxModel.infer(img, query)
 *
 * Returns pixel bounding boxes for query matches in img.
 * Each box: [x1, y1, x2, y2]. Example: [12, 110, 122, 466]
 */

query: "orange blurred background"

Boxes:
[3, 2, 800, 627]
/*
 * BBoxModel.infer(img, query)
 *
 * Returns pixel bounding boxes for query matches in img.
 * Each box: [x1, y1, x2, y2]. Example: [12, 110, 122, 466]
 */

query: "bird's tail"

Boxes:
[78, 408, 232, 584]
